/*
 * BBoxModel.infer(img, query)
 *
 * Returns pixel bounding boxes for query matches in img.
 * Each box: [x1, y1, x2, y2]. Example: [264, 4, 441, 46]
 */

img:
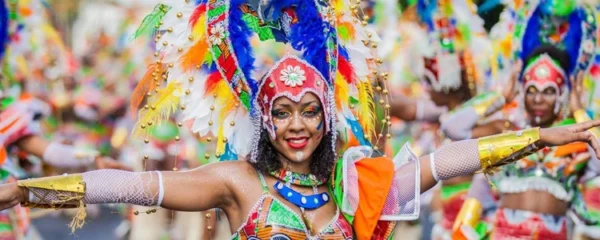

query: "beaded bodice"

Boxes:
[232, 174, 353, 240]
[231, 195, 353, 240]
[497, 137, 590, 202]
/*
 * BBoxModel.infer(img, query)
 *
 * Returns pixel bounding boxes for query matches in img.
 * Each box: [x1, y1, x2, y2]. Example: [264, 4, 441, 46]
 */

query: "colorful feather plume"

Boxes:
[132, 4, 171, 39]
[133, 82, 182, 137]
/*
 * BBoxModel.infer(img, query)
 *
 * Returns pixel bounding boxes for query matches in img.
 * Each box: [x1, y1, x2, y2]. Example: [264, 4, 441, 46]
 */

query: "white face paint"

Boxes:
[535, 116, 542, 124]
[296, 151, 304, 162]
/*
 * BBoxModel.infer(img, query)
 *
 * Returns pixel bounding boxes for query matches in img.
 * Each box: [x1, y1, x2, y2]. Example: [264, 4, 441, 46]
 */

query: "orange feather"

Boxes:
[131, 64, 162, 116]
[180, 38, 208, 72]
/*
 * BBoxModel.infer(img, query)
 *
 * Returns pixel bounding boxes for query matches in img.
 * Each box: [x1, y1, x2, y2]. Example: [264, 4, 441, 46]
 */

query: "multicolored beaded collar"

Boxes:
[269, 169, 326, 187]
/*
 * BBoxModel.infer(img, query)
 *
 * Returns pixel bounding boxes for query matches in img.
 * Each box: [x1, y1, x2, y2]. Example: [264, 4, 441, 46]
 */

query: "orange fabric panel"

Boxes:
[554, 142, 588, 157]
[0, 147, 6, 166]
[353, 157, 395, 240]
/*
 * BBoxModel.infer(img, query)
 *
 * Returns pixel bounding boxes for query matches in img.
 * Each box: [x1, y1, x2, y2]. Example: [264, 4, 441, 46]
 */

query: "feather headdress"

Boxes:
[512, 0, 597, 83]
[415, 0, 492, 94]
[132, 0, 392, 160]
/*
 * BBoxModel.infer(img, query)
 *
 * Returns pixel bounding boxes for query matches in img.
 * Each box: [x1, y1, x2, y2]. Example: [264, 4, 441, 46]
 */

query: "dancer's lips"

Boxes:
[286, 137, 308, 149]
[532, 110, 546, 117]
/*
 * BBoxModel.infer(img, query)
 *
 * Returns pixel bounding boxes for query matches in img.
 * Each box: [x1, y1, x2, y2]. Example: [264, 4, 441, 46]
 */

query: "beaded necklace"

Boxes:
[270, 169, 330, 234]
[270, 169, 326, 187]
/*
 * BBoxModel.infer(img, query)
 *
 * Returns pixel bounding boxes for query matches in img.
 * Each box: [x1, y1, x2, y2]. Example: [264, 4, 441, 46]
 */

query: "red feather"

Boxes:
[337, 55, 357, 84]
[189, 4, 207, 27]
[204, 71, 223, 95]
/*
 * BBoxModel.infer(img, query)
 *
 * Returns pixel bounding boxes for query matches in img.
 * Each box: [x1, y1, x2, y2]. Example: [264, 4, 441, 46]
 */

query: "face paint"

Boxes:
[316, 121, 323, 131]
[535, 116, 542, 124]
[540, 0, 576, 17]
[296, 151, 304, 162]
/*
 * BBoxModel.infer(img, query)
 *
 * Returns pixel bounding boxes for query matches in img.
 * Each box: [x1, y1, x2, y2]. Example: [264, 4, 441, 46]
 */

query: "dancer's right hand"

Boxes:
[502, 60, 523, 103]
[0, 183, 24, 211]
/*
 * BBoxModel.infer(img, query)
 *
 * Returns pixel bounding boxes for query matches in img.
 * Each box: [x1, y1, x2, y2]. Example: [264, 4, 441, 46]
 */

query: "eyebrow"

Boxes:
[275, 101, 319, 108]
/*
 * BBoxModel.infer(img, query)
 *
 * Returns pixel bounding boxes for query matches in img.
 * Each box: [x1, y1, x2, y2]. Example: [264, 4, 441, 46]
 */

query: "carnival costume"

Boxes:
[446, 1, 600, 239]
[10, 0, 563, 239]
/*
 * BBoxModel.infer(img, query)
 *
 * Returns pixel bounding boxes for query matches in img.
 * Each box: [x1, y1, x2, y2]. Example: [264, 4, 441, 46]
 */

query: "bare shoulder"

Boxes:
[206, 161, 260, 189]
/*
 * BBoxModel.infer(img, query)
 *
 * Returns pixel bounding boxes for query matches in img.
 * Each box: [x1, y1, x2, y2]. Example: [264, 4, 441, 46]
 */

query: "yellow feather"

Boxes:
[213, 81, 239, 155]
[334, 0, 345, 16]
[133, 82, 182, 137]
[335, 72, 349, 110]
[42, 24, 66, 53]
[357, 80, 375, 140]
[192, 15, 207, 38]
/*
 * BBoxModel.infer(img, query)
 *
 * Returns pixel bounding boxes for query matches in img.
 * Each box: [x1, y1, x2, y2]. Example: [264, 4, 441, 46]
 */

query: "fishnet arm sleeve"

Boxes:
[28, 170, 164, 207]
[431, 139, 481, 181]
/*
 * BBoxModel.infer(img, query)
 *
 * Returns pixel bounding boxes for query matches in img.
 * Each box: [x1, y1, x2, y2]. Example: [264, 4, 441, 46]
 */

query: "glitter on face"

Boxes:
[296, 152, 303, 161]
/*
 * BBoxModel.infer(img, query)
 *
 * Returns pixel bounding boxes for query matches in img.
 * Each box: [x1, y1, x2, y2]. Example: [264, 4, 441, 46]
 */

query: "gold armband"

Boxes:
[452, 198, 482, 232]
[17, 174, 87, 232]
[478, 128, 540, 174]
[574, 109, 600, 139]
[472, 93, 505, 116]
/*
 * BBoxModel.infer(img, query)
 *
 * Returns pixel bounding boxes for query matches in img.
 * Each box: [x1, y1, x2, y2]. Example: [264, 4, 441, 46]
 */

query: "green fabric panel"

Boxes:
[266, 199, 305, 230]
[208, 5, 226, 19]
[440, 182, 472, 200]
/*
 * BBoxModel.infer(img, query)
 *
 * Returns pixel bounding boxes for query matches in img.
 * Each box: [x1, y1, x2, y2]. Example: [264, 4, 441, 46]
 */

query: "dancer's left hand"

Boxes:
[540, 120, 600, 156]
[94, 157, 132, 171]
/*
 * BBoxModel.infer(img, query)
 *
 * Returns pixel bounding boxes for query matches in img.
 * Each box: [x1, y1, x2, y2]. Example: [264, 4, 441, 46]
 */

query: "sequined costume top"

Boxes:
[232, 173, 354, 240]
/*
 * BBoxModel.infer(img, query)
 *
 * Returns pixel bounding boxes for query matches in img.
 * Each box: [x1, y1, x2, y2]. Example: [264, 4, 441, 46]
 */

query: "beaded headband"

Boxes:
[522, 54, 567, 93]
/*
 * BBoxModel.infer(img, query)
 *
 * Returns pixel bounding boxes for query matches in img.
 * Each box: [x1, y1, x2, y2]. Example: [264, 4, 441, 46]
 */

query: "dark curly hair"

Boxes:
[250, 129, 337, 181]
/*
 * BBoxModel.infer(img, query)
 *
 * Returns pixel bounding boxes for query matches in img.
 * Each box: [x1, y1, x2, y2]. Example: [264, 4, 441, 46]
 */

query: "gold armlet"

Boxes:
[574, 109, 600, 139]
[478, 128, 540, 174]
[452, 198, 482, 232]
[17, 174, 87, 232]
[472, 93, 505, 116]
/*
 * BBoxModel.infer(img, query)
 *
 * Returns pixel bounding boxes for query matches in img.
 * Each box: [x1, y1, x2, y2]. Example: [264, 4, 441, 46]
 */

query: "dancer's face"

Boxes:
[269, 93, 325, 164]
[524, 85, 559, 126]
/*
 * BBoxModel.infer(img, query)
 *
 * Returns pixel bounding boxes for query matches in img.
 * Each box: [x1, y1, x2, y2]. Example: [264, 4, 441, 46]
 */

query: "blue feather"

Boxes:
[338, 45, 350, 60]
[520, 7, 583, 85]
[417, 0, 436, 30]
[0, 0, 9, 60]
[219, 143, 238, 161]
[229, 0, 258, 97]
[289, 1, 332, 84]
[345, 116, 372, 147]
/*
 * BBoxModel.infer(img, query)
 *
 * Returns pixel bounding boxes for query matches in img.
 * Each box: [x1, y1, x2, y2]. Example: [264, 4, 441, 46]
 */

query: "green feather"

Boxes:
[132, 4, 171, 39]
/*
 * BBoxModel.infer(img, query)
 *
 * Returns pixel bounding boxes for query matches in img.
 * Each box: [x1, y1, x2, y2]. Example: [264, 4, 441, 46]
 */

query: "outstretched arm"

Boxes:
[389, 96, 446, 122]
[0, 160, 241, 228]
[16, 135, 130, 170]
[421, 120, 600, 193]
